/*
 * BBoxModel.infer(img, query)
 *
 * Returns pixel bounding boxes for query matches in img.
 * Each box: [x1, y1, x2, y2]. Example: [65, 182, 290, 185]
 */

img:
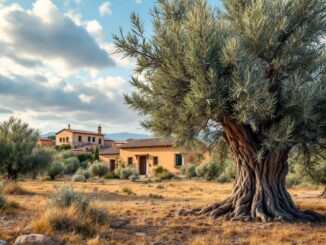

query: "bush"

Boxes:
[153, 166, 175, 180]
[72, 174, 86, 182]
[154, 166, 164, 177]
[76, 168, 91, 180]
[47, 186, 91, 211]
[149, 193, 163, 199]
[114, 166, 138, 179]
[77, 154, 93, 164]
[216, 173, 229, 183]
[122, 187, 133, 195]
[161, 171, 175, 180]
[89, 163, 109, 177]
[64, 157, 80, 175]
[47, 163, 64, 181]
[79, 161, 88, 170]
[104, 172, 119, 179]
[57, 144, 71, 151]
[195, 160, 224, 181]
[129, 174, 139, 182]
[182, 163, 197, 178]
[32, 186, 108, 237]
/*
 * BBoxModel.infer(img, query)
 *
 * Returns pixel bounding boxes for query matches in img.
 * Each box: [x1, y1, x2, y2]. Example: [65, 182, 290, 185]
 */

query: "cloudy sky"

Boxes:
[0, 0, 221, 135]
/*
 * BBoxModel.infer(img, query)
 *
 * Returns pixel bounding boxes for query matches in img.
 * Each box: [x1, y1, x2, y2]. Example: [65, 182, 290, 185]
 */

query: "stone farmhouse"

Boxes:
[38, 125, 208, 175]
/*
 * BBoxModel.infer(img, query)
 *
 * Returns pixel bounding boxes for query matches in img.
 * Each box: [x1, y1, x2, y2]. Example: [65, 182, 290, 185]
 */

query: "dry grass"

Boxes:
[0, 179, 325, 244]
[1, 181, 30, 195]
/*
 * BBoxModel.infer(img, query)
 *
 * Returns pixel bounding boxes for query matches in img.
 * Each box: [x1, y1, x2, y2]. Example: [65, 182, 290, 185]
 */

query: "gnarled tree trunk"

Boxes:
[319, 185, 326, 199]
[180, 119, 325, 222]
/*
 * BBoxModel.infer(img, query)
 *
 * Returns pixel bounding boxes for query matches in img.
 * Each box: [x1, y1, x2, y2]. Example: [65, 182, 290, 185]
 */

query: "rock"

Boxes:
[178, 209, 185, 215]
[0, 240, 8, 245]
[150, 242, 164, 245]
[110, 219, 130, 229]
[15, 234, 56, 245]
[135, 232, 146, 236]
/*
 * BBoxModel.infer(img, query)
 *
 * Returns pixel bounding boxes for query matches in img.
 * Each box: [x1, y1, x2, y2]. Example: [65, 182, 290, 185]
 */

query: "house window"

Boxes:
[153, 156, 159, 166]
[59, 137, 62, 142]
[63, 137, 65, 143]
[128, 157, 133, 165]
[88, 136, 91, 142]
[175, 154, 183, 167]
[92, 137, 95, 142]
[98, 138, 102, 144]
[66, 137, 69, 142]
[78, 136, 82, 142]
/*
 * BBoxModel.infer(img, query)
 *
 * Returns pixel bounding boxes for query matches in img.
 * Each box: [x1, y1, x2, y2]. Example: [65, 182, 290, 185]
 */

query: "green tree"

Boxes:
[114, 0, 326, 222]
[0, 117, 39, 180]
[30, 146, 56, 179]
[93, 147, 99, 162]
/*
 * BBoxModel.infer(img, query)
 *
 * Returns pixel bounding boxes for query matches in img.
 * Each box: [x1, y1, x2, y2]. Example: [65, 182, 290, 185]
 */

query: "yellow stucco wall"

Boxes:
[118, 146, 187, 175]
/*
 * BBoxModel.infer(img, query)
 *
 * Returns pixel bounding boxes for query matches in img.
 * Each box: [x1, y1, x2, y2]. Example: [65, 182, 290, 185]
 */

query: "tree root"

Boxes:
[179, 198, 326, 223]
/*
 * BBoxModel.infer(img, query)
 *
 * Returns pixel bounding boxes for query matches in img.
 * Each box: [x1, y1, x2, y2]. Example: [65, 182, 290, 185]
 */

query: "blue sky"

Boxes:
[0, 0, 221, 135]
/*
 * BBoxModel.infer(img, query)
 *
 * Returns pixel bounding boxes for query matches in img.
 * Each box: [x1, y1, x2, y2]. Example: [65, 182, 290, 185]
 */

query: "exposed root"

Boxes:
[179, 199, 326, 223]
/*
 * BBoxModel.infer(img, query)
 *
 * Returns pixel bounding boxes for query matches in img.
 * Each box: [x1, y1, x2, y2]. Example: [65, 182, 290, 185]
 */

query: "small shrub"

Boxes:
[153, 166, 174, 180]
[216, 173, 229, 183]
[79, 161, 88, 170]
[47, 163, 64, 180]
[195, 161, 220, 180]
[104, 172, 119, 179]
[64, 157, 80, 175]
[47, 186, 91, 211]
[76, 168, 91, 180]
[1, 181, 28, 195]
[72, 174, 86, 182]
[182, 163, 197, 178]
[129, 174, 139, 182]
[156, 184, 164, 189]
[89, 163, 109, 177]
[41, 176, 51, 181]
[77, 154, 93, 164]
[160, 171, 175, 180]
[122, 187, 133, 195]
[121, 168, 138, 179]
[87, 206, 108, 225]
[154, 166, 164, 177]
[149, 193, 163, 199]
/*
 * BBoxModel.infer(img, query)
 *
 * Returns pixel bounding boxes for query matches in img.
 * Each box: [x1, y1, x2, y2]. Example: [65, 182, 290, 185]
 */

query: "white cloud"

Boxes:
[78, 93, 93, 103]
[86, 76, 126, 100]
[0, 0, 114, 75]
[99, 2, 112, 17]
[63, 84, 75, 92]
[86, 20, 104, 42]
[65, 10, 82, 26]
[135, 0, 142, 4]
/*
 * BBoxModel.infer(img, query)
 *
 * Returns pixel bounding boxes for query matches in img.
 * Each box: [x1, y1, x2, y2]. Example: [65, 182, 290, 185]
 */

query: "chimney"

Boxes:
[68, 124, 71, 130]
[98, 125, 102, 135]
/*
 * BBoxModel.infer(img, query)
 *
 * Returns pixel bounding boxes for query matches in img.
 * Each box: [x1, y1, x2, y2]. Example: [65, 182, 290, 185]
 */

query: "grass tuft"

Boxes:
[1, 181, 29, 195]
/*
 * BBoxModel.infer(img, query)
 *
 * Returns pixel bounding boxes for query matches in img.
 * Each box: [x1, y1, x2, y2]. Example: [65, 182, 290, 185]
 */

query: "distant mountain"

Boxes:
[40, 131, 151, 141]
[41, 132, 56, 138]
[105, 132, 151, 140]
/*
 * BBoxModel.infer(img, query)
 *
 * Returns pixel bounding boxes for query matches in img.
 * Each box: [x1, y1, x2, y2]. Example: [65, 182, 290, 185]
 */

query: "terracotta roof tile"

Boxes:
[120, 137, 175, 148]
[100, 147, 120, 155]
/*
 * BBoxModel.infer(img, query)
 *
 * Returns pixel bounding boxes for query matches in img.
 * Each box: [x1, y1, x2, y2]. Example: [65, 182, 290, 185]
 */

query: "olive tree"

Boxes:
[0, 117, 39, 180]
[114, 0, 326, 222]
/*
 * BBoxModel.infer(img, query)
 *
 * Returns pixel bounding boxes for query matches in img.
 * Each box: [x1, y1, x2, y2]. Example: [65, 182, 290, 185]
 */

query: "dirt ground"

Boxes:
[0, 179, 325, 245]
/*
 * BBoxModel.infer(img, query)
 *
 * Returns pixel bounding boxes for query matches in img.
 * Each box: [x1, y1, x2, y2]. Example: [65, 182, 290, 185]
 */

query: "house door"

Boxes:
[139, 156, 147, 175]
[109, 159, 116, 172]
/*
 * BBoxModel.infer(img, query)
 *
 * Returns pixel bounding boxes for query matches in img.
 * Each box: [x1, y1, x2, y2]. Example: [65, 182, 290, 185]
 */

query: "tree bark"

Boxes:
[180, 119, 325, 222]
[319, 185, 326, 199]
